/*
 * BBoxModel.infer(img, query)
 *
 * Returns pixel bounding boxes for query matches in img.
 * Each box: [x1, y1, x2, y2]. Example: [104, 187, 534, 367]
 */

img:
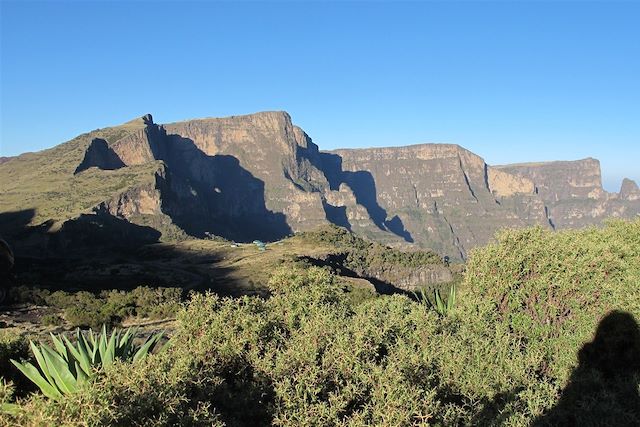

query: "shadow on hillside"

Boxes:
[297, 254, 403, 295]
[74, 138, 126, 174]
[148, 131, 292, 242]
[318, 152, 414, 243]
[533, 310, 640, 426]
[54, 209, 161, 254]
[321, 200, 351, 230]
[0, 209, 36, 241]
[10, 241, 245, 296]
[0, 208, 161, 258]
[0, 209, 246, 296]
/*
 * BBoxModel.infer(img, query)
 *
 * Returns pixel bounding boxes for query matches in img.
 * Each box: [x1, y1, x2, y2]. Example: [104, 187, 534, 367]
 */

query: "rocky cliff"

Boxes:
[324, 145, 549, 257]
[620, 178, 640, 201]
[1, 111, 638, 259]
[495, 160, 640, 229]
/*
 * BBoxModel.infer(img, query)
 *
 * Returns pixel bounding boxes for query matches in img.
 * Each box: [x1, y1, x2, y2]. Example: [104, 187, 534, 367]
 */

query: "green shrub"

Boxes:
[301, 224, 442, 271]
[414, 283, 457, 316]
[0, 330, 29, 377]
[0, 329, 35, 403]
[41, 314, 64, 327]
[341, 281, 378, 306]
[0, 380, 18, 416]
[462, 221, 640, 383]
[130, 286, 183, 318]
[10, 285, 183, 329]
[456, 220, 640, 423]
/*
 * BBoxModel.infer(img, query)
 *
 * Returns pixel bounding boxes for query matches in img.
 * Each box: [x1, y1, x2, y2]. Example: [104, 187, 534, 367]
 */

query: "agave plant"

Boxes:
[413, 284, 457, 316]
[11, 326, 163, 400]
[434, 283, 456, 316]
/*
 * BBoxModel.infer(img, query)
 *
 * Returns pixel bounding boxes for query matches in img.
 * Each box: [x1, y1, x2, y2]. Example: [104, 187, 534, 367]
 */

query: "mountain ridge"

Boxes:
[1, 111, 638, 259]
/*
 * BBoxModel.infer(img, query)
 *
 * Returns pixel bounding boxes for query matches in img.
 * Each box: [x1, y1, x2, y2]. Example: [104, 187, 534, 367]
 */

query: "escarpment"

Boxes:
[1, 111, 638, 260]
[495, 160, 640, 229]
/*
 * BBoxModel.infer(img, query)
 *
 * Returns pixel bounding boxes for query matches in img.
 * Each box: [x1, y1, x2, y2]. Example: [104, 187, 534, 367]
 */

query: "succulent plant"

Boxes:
[414, 284, 456, 316]
[11, 326, 163, 400]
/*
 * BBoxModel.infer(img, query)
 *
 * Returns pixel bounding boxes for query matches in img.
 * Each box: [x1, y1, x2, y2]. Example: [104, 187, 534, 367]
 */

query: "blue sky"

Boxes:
[1, 1, 638, 191]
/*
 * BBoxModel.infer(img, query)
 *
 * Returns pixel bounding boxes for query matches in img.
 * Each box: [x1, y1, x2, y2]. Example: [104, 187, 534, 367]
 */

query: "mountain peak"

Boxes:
[122, 114, 154, 129]
[620, 178, 640, 201]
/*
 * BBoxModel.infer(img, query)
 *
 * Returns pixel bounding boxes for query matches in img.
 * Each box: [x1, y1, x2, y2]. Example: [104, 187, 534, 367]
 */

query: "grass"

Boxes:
[0, 123, 155, 226]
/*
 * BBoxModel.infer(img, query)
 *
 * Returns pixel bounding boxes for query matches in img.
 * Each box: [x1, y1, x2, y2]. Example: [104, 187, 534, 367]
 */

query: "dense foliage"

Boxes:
[11, 285, 182, 328]
[459, 220, 640, 425]
[0, 330, 32, 398]
[301, 225, 443, 269]
[1, 220, 639, 426]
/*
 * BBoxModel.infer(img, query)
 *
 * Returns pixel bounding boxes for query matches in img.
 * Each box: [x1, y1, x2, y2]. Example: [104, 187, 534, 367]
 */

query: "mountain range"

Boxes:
[1, 111, 638, 259]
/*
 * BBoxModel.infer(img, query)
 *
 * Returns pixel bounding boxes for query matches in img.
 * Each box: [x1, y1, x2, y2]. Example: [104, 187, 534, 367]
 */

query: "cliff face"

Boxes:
[2, 111, 639, 259]
[495, 159, 605, 202]
[323, 145, 549, 257]
[494, 160, 640, 229]
[162, 112, 330, 232]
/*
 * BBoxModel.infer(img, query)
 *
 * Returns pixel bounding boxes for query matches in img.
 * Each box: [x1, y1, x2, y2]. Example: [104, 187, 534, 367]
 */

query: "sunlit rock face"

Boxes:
[325, 144, 548, 258]
[494, 160, 640, 229]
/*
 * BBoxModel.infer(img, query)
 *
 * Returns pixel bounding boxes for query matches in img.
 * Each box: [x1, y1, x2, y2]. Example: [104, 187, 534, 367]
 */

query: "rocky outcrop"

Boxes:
[487, 167, 535, 197]
[362, 264, 453, 292]
[620, 178, 640, 201]
[324, 144, 549, 257]
[162, 112, 330, 232]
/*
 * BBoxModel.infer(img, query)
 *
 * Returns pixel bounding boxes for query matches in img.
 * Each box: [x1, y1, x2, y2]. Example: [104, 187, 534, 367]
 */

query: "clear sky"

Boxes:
[1, 1, 638, 191]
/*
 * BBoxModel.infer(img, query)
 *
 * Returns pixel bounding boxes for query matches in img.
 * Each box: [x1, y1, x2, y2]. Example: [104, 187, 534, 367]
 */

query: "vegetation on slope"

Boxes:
[9, 286, 182, 329]
[0, 123, 153, 226]
[1, 220, 638, 425]
[301, 225, 443, 269]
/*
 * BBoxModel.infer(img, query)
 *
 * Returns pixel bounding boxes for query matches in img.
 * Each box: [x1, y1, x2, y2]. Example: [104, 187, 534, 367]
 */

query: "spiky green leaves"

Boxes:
[413, 283, 457, 316]
[435, 283, 456, 316]
[10, 326, 163, 400]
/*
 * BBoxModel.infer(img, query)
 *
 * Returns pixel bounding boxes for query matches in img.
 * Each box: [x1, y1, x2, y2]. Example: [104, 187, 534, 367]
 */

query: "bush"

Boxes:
[41, 314, 64, 326]
[10, 286, 183, 329]
[456, 220, 640, 424]
[462, 221, 640, 383]
[10, 327, 164, 401]
[301, 224, 443, 271]
[0, 331, 29, 378]
[0, 330, 33, 399]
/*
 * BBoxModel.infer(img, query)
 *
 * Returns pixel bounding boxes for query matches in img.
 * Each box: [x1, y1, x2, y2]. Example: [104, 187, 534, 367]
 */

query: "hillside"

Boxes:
[0, 224, 454, 335]
[1, 111, 638, 259]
